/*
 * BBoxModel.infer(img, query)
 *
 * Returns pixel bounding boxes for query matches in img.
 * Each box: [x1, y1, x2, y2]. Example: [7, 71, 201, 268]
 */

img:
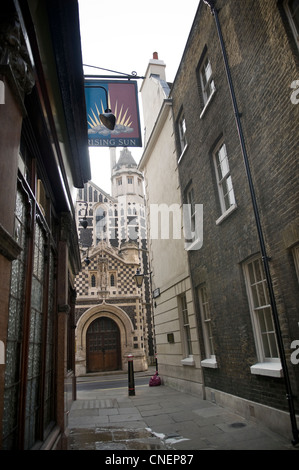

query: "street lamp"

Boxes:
[203, 0, 299, 446]
[133, 268, 144, 288]
[84, 255, 91, 266]
[84, 84, 116, 130]
[78, 201, 88, 229]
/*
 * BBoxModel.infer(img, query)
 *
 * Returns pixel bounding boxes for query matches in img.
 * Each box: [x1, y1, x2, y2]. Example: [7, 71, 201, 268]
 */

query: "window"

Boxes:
[3, 185, 30, 449]
[198, 286, 217, 368]
[213, 142, 237, 222]
[187, 187, 196, 234]
[110, 273, 115, 286]
[292, 244, 299, 283]
[91, 273, 97, 287]
[178, 114, 187, 157]
[179, 294, 193, 364]
[184, 186, 203, 250]
[284, 0, 299, 50]
[243, 256, 282, 377]
[199, 55, 216, 107]
[128, 177, 133, 184]
[117, 177, 122, 186]
[95, 206, 107, 243]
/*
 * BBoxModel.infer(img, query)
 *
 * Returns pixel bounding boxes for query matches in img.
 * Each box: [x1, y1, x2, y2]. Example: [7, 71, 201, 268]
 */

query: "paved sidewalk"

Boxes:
[67, 369, 298, 451]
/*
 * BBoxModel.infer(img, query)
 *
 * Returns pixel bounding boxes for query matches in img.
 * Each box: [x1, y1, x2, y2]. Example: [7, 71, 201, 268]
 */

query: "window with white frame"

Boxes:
[284, 0, 299, 49]
[213, 142, 236, 218]
[187, 187, 196, 235]
[178, 114, 187, 156]
[179, 294, 193, 358]
[184, 186, 202, 250]
[198, 286, 216, 367]
[243, 256, 281, 375]
[199, 55, 216, 106]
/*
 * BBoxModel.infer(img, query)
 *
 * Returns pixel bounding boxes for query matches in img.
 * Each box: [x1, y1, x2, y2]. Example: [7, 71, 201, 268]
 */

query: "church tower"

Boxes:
[74, 148, 153, 375]
[110, 147, 145, 204]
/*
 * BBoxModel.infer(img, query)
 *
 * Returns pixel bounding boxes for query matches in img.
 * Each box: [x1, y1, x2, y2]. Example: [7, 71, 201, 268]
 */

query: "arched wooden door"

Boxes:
[86, 317, 121, 372]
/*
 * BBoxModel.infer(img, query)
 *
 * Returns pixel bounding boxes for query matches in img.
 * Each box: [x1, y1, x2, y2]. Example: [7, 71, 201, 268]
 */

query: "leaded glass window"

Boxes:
[24, 220, 46, 449]
[3, 185, 29, 449]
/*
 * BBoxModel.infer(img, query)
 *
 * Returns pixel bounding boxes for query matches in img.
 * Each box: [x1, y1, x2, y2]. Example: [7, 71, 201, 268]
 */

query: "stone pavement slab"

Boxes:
[67, 373, 299, 452]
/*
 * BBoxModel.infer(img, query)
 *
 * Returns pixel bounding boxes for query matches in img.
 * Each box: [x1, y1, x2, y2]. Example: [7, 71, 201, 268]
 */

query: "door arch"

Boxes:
[86, 317, 121, 372]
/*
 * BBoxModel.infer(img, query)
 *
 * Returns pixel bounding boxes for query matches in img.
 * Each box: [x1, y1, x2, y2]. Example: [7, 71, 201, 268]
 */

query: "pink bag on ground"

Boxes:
[149, 371, 161, 386]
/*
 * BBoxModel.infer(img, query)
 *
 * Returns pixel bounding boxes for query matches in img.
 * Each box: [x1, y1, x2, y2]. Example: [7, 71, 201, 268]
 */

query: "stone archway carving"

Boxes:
[75, 303, 135, 376]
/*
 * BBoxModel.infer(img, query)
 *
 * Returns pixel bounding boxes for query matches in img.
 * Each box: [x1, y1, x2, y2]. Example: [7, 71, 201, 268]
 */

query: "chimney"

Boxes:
[153, 52, 158, 60]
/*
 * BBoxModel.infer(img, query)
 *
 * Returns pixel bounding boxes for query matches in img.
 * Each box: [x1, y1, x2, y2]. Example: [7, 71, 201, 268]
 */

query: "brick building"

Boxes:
[139, 53, 204, 396]
[74, 148, 154, 375]
[0, 0, 90, 449]
[170, 0, 299, 439]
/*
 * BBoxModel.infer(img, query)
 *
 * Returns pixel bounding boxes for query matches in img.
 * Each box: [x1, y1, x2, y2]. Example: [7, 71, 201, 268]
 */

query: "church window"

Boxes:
[91, 274, 96, 287]
[96, 206, 107, 243]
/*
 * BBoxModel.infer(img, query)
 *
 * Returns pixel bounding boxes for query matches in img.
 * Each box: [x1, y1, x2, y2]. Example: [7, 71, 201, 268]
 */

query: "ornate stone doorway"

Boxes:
[75, 304, 148, 375]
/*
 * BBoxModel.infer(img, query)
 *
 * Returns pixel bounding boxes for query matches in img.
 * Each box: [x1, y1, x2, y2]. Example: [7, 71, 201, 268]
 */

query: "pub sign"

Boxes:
[85, 79, 142, 147]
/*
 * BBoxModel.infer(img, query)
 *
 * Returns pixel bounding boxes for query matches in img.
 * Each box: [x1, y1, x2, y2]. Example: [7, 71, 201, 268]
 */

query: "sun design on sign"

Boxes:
[87, 92, 134, 136]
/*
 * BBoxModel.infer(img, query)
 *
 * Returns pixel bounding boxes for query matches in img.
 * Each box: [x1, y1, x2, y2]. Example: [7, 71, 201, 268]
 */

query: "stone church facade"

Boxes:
[74, 148, 154, 375]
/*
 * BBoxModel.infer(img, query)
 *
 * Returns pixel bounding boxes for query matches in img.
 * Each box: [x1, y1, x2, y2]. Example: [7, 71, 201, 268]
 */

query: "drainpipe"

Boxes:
[203, 0, 299, 446]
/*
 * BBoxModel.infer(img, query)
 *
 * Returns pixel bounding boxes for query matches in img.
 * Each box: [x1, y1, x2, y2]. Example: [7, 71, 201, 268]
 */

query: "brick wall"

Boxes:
[171, 0, 299, 412]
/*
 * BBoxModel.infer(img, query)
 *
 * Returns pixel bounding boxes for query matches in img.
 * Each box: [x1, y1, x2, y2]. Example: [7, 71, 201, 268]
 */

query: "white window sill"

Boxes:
[201, 357, 218, 369]
[184, 237, 203, 252]
[177, 144, 188, 164]
[200, 88, 216, 119]
[250, 362, 283, 378]
[216, 204, 237, 225]
[181, 356, 195, 366]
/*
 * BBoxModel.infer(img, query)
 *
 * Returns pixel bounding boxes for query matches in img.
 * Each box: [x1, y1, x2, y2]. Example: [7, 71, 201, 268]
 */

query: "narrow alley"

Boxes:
[67, 368, 298, 452]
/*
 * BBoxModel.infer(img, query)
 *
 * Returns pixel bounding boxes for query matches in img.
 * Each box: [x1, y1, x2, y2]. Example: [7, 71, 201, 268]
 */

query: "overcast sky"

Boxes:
[78, 0, 200, 194]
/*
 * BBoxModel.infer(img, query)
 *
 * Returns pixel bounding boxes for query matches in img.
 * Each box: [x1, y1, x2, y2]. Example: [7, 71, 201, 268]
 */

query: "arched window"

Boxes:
[110, 274, 115, 286]
[91, 274, 96, 287]
[96, 206, 107, 243]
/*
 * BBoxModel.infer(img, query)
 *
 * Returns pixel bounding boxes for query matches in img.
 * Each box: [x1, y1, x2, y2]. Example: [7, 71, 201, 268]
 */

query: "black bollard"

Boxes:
[155, 353, 158, 372]
[128, 354, 135, 396]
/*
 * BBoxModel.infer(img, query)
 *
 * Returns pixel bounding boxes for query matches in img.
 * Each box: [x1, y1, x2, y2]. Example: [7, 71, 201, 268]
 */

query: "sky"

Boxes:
[78, 0, 200, 194]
